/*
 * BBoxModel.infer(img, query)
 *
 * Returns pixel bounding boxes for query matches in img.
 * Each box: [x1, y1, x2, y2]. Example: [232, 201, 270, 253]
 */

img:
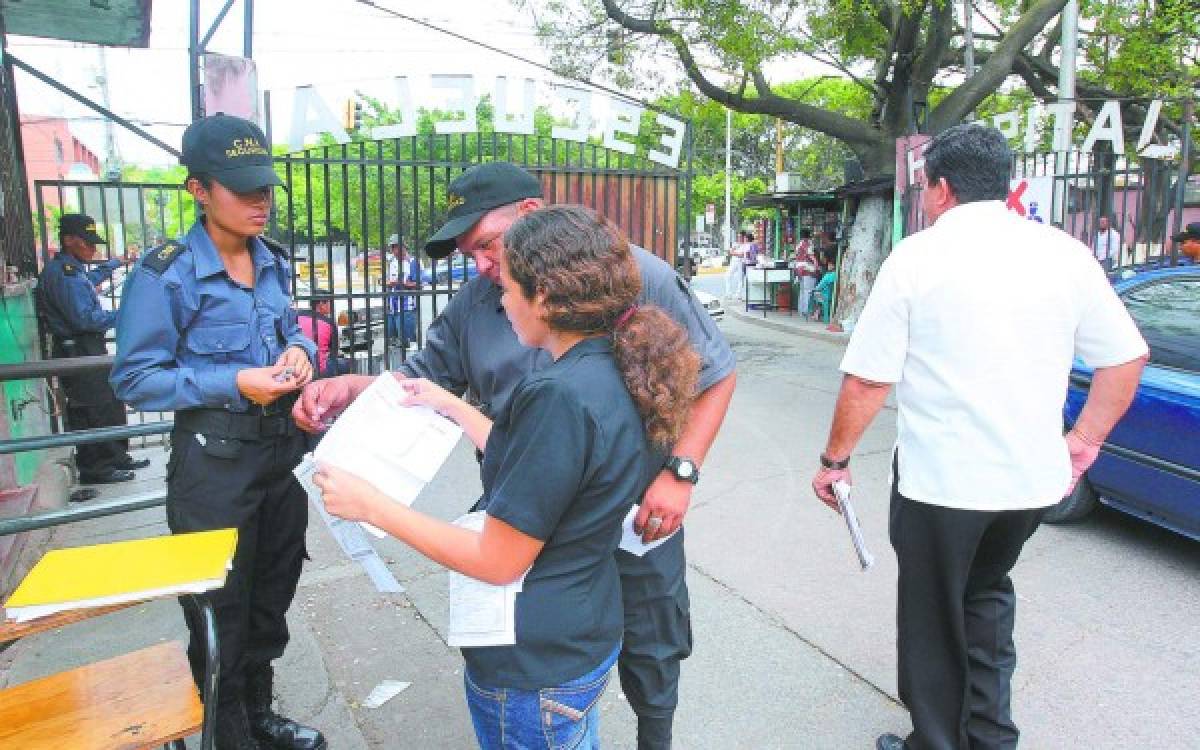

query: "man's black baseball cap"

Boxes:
[180, 113, 283, 193]
[59, 213, 106, 245]
[423, 162, 543, 259]
[1171, 221, 1200, 243]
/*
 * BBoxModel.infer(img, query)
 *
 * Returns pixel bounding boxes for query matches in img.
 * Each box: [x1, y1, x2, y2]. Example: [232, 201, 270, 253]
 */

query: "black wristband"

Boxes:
[820, 453, 850, 470]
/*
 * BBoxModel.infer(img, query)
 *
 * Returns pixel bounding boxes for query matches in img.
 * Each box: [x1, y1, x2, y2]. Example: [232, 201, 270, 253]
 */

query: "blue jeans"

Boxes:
[464, 645, 619, 749]
[386, 309, 417, 343]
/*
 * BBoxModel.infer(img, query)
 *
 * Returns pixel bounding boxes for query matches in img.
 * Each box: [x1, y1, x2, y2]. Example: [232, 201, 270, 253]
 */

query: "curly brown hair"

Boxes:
[503, 205, 700, 448]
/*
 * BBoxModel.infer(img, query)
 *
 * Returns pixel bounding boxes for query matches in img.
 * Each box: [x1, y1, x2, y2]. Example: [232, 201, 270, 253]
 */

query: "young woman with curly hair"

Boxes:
[315, 204, 699, 748]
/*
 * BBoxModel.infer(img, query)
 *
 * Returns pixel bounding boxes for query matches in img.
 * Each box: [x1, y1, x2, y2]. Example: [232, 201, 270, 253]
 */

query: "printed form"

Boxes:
[294, 374, 463, 591]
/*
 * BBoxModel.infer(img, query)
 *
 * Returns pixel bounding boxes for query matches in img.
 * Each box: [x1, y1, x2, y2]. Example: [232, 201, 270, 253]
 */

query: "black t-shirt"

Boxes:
[464, 336, 660, 689]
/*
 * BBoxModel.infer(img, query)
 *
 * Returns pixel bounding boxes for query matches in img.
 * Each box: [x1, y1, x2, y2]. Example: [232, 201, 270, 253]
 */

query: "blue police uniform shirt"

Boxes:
[110, 221, 316, 413]
[38, 251, 116, 338]
[86, 258, 123, 287]
[467, 336, 661, 689]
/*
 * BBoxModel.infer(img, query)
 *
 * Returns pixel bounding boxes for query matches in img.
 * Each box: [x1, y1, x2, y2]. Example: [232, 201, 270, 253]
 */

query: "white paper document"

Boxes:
[833, 481, 875, 571]
[618, 504, 679, 557]
[294, 455, 403, 594]
[446, 511, 528, 648]
[314, 374, 462, 506]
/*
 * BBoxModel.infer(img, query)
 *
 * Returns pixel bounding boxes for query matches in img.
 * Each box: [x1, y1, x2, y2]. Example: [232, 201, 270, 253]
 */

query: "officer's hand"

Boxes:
[293, 376, 354, 433]
[314, 462, 381, 524]
[236, 365, 302, 406]
[276, 346, 314, 388]
[398, 377, 461, 418]
[635, 472, 691, 543]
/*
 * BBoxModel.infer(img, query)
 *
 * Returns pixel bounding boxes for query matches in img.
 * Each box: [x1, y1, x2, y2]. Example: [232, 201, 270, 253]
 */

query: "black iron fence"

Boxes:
[28, 130, 692, 433]
[900, 147, 1198, 273]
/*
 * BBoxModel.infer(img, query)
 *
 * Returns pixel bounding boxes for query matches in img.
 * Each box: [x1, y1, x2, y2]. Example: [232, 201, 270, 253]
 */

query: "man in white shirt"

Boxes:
[1093, 215, 1122, 270]
[811, 125, 1148, 750]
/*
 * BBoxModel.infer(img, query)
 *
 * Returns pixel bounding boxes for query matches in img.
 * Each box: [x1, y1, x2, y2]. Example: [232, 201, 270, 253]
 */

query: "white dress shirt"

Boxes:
[1093, 228, 1122, 263]
[841, 201, 1147, 511]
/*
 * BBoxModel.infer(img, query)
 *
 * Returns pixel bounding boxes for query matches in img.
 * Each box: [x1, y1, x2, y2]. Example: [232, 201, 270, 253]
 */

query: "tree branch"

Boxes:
[599, 0, 882, 147]
[929, 0, 1070, 131]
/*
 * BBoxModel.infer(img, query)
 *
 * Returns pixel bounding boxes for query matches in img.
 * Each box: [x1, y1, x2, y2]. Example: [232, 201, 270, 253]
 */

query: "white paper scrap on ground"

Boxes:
[294, 454, 403, 594]
[618, 504, 679, 557]
[446, 511, 528, 648]
[833, 480, 875, 571]
[311, 373, 463, 534]
[362, 679, 412, 709]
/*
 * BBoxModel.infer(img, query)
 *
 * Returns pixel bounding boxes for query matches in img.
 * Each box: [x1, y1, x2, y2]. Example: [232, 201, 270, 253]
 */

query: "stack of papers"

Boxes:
[446, 512, 528, 648]
[295, 374, 463, 592]
[833, 481, 875, 571]
[311, 374, 462, 537]
[3, 529, 238, 623]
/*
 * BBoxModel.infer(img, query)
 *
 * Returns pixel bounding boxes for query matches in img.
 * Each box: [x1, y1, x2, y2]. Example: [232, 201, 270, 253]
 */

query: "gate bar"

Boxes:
[0, 491, 166, 537]
[0, 422, 172, 455]
[0, 356, 114, 382]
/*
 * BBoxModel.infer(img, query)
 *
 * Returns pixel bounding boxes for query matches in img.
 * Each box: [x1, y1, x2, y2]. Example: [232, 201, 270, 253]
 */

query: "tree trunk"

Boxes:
[835, 193, 893, 330]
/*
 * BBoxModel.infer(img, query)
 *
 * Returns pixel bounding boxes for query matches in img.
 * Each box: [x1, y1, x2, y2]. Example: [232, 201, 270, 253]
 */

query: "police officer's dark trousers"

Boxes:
[889, 473, 1043, 750]
[166, 410, 308, 711]
[53, 334, 129, 475]
[616, 531, 692, 750]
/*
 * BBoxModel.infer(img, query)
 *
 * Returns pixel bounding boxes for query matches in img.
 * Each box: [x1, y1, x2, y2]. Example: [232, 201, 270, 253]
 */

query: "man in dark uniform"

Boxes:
[112, 114, 325, 750]
[296, 162, 737, 749]
[38, 213, 148, 484]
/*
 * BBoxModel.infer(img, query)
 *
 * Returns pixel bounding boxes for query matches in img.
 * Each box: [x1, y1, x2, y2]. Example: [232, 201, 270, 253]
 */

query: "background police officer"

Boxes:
[111, 114, 325, 750]
[38, 213, 147, 484]
[296, 162, 738, 750]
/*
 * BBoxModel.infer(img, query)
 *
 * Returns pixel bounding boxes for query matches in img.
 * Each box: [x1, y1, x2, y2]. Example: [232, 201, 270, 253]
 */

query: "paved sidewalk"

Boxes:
[726, 297, 850, 346]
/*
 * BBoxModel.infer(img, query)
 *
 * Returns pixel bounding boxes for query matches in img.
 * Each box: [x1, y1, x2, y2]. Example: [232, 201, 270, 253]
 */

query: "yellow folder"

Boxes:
[3, 529, 238, 623]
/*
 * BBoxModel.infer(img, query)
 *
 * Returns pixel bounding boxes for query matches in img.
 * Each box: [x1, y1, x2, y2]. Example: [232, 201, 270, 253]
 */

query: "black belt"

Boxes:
[174, 408, 298, 441]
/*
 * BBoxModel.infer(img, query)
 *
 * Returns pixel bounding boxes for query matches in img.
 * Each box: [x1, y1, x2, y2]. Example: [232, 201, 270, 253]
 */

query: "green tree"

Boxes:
[526, 0, 1194, 322]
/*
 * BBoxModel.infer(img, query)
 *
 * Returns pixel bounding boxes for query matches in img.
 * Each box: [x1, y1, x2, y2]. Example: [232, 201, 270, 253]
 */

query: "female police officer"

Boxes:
[316, 205, 701, 748]
[111, 114, 325, 750]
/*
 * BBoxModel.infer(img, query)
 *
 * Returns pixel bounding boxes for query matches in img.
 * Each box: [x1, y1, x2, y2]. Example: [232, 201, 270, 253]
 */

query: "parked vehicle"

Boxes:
[432, 256, 478, 285]
[1047, 265, 1200, 539]
[692, 288, 725, 321]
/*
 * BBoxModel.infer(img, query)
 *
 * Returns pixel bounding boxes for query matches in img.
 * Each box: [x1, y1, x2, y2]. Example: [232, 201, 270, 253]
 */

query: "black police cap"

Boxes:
[423, 162, 543, 259]
[181, 113, 283, 193]
[59, 213, 106, 245]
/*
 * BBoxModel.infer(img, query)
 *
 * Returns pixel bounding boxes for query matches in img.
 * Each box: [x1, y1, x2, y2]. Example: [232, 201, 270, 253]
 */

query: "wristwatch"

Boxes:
[820, 453, 850, 470]
[664, 456, 700, 484]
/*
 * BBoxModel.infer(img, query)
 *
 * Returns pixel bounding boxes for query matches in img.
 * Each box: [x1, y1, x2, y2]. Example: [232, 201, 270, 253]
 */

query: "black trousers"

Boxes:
[165, 427, 308, 707]
[889, 481, 1043, 750]
[54, 337, 129, 475]
[616, 532, 693, 750]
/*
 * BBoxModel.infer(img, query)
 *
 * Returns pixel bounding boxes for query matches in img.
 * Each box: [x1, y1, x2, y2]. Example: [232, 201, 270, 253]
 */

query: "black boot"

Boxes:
[245, 664, 327, 750]
[216, 701, 265, 750]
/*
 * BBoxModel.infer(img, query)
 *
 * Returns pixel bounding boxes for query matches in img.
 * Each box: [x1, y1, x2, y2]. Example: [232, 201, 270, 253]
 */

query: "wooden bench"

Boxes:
[0, 639, 201, 749]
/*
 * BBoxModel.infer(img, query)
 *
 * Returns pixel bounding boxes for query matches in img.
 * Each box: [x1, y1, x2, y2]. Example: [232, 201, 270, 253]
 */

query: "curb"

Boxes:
[726, 305, 850, 346]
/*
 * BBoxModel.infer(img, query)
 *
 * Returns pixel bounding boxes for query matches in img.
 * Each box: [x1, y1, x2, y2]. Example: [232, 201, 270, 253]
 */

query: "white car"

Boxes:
[692, 288, 724, 320]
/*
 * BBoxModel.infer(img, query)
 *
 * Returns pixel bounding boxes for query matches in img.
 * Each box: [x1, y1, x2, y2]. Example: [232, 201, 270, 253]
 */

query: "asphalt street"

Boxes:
[3, 298, 1199, 749]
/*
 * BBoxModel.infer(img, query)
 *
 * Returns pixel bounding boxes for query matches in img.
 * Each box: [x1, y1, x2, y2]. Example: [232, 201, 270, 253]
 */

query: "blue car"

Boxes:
[432, 256, 478, 285]
[1047, 265, 1200, 539]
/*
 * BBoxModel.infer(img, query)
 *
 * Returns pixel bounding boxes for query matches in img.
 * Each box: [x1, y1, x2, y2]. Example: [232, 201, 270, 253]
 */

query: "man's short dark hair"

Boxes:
[924, 124, 1012, 204]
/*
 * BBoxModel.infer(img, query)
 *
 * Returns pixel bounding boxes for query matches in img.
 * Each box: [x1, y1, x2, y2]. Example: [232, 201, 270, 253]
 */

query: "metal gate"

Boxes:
[270, 131, 692, 375]
[900, 146, 1197, 273]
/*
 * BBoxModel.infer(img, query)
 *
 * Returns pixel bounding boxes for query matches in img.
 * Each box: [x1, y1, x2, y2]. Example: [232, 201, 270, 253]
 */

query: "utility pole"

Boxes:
[724, 107, 732, 255]
[96, 47, 121, 181]
[963, 0, 975, 77]
[1053, 0, 1078, 223]
[774, 117, 784, 176]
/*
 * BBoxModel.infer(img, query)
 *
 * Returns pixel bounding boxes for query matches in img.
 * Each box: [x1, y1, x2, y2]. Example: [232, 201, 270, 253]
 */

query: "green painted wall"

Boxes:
[0, 283, 51, 486]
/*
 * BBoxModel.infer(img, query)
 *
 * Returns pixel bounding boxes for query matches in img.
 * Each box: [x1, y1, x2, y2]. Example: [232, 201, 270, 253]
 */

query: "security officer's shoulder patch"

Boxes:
[142, 241, 187, 274]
